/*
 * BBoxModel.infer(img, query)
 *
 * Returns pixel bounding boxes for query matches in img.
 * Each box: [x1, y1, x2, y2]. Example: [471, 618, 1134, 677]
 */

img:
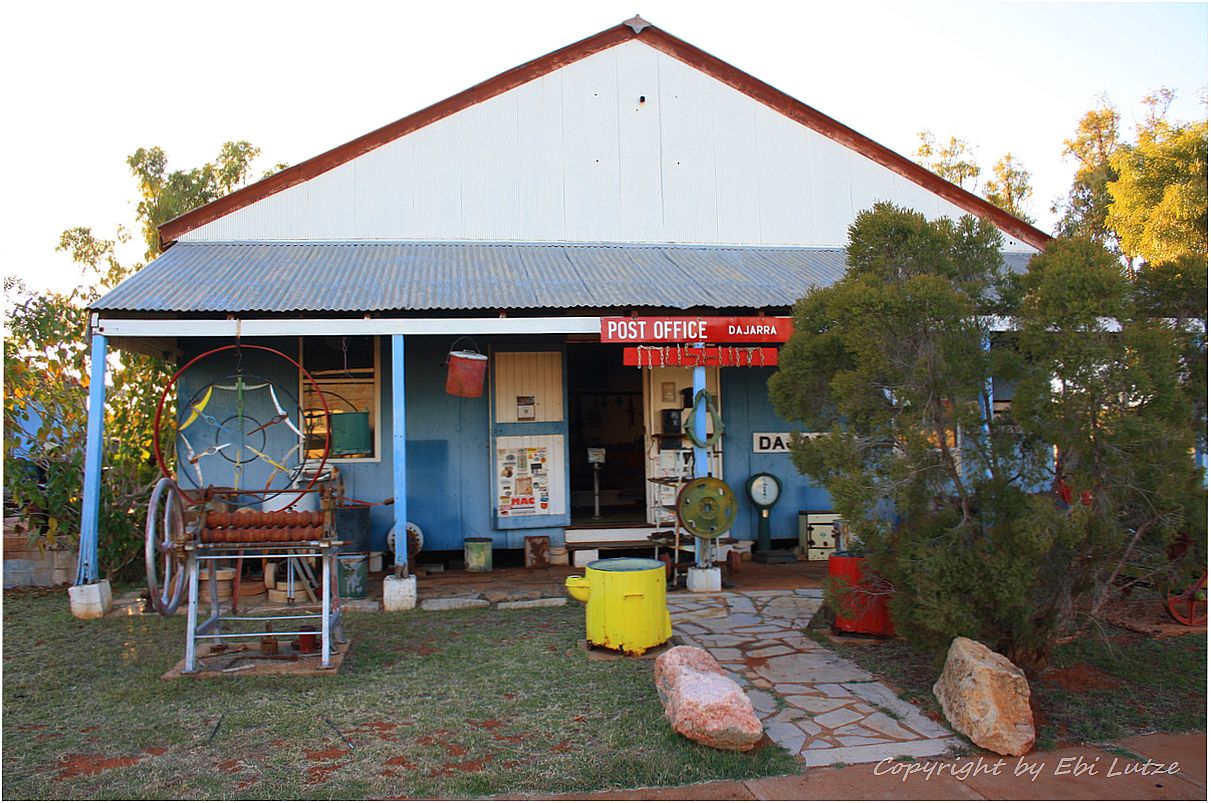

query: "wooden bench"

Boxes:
[566, 534, 736, 563]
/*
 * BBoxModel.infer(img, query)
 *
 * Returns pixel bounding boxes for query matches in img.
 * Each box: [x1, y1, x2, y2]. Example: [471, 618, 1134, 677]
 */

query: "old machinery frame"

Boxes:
[145, 344, 347, 672]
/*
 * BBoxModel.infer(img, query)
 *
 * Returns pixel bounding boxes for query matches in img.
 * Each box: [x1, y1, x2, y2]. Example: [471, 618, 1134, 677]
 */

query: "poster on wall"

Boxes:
[496, 442, 557, 518]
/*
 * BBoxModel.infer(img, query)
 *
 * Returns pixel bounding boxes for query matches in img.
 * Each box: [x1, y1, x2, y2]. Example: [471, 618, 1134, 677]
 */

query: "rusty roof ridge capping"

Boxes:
[157, 16, 1050, 252]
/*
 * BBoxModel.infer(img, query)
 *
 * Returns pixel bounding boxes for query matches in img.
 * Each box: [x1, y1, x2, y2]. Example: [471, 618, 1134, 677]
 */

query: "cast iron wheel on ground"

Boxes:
[144, 477, 187, 616]
[1164, 569, 1208, 626]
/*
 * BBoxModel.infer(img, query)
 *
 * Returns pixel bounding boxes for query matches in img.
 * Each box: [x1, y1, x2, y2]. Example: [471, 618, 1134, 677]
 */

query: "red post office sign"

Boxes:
[600, 316, 792, 343]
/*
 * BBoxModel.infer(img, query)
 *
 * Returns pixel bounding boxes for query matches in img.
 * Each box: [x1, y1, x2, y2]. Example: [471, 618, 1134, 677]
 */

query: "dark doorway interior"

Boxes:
[567, 344, 646, 525]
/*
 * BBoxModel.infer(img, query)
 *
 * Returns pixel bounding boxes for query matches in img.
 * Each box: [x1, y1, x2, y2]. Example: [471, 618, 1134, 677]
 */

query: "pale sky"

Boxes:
[2, 0, 1206, 295]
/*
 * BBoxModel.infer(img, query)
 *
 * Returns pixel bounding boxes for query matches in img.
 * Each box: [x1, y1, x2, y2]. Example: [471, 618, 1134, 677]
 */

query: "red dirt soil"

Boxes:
[1042, 663, 1125, 692]
[306, 762, 347, 784]
[348, 720, 409, 742]
[384, 755, 417, 768]
[54, 753, 142, 780]
[427, 754, 495, 778]
[469, 719, 502, 729]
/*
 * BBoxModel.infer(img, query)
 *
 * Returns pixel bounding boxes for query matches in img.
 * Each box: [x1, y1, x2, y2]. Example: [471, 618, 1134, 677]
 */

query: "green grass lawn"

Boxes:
[811, 620, 1206, 751]
[2, 589, 798, 800]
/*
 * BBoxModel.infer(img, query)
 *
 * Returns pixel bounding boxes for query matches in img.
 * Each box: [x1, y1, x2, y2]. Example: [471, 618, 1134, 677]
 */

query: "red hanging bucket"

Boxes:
[446, 350, 488, 397]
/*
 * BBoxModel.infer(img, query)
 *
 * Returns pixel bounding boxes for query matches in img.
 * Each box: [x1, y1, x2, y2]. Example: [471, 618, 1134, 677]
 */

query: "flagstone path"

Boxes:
[666, 588, 963, 767]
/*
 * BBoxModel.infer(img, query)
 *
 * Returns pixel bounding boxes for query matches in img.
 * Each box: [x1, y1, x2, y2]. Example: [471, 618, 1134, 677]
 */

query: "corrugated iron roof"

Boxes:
[91, 241, 1033, 314]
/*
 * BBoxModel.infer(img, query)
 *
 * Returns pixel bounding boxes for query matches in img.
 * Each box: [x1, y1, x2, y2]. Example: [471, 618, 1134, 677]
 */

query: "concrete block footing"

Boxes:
[687, 566, 722, 593]
[382, 575, 417, 611]
[69, 579, 112, 619]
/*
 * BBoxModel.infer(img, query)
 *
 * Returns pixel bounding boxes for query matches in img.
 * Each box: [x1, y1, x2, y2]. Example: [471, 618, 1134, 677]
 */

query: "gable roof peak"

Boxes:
[624, 15, 652, 33]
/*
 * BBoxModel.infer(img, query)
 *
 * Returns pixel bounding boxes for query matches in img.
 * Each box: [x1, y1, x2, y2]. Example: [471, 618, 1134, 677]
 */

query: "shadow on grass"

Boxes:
[2, 589, 799, 800]
[808, 622, 1206, 752]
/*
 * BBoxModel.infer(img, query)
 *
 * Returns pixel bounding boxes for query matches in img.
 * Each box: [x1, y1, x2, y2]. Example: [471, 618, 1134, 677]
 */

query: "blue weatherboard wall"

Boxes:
[175, 340, 822, 553]
[178, 335, 566, 555]
[721, 368, 833, 542]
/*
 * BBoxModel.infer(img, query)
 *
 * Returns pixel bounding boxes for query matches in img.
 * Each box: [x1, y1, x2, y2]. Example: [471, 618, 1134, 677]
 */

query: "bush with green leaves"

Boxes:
[3, 141, 266, 581]
[771, 202, 1206, 669]
[4, 277, 170, 580]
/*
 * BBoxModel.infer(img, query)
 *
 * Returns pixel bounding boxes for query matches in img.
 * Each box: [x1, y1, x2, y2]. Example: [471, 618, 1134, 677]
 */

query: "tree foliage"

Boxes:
[4, 235, 169, 579]
[1106, 94, 1208, 266]
[1053, 97, 1121, 250]
[1056, 89, 1207, 270]
[4, 142, 262, 580]
[916, 132, 1036, 222]
[770, 203, 1206, 668]
[916, 130, 982, 190]
[128, 140, 260, 259]
[983, 153, 1034, 222]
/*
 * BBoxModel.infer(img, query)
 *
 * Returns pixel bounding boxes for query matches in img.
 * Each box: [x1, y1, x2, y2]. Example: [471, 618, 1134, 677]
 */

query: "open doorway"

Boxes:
[567, 344, 646, 525]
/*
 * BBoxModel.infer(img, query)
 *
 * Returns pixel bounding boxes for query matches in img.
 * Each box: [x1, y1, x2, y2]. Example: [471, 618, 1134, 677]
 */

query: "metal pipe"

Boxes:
[194, 552, 326, 559]
[195, 631, 330, 639]
[692, 350, 707, 565]
[321, 552, 331, 668]
[217, 614, 327, 622]
[184, 554, 200, 672]
[592, 463, 601, 520]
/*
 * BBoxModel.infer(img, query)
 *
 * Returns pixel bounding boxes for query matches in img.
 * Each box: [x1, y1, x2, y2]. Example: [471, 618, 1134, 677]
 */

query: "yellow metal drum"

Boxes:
[565, 557, 672, 655]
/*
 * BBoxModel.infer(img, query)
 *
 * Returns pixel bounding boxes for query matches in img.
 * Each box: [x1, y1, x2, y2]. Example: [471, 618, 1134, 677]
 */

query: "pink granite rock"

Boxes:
[654, 646, 763, 751]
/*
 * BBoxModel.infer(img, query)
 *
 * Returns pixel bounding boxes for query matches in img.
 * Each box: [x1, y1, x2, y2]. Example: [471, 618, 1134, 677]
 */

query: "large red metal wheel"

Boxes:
[1165, 570, 1208, 627]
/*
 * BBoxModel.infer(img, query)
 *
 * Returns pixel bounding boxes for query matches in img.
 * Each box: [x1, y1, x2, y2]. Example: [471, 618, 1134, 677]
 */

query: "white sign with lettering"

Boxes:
[752, 432, 792, 453]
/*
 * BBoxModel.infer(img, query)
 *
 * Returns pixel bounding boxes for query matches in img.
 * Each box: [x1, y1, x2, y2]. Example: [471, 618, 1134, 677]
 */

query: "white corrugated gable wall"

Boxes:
[179, 40, 1037, 252]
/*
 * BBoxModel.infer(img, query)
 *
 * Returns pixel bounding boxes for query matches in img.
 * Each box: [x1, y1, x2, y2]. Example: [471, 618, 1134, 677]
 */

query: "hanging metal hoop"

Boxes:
[683, 389, 724, 450]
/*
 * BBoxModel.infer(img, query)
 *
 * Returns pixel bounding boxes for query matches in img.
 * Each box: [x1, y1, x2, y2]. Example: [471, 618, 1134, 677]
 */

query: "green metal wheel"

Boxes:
[676, 477, 737, 539]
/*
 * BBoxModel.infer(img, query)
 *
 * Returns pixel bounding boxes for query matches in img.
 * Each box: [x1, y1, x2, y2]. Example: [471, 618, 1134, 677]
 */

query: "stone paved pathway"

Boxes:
[667, 588, 962, 767]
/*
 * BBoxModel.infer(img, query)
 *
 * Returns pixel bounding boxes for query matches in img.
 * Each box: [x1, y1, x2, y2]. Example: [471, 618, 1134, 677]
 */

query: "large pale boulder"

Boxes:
[654, 646, 763, 751]
[933, 636, 1035, 756]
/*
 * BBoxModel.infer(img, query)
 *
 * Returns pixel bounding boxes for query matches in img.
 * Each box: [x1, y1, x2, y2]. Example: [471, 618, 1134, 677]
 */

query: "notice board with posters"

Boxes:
[495, 434, 567, 521]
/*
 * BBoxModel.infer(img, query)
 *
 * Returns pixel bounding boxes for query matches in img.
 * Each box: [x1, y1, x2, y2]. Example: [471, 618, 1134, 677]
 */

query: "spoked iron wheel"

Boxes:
[1165, 569, 1208, 627]
[145, 477, 187, 616]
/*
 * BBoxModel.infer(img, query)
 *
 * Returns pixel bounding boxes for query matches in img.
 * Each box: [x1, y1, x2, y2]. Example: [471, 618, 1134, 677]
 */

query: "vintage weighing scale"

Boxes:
[748, 472, 795, 563]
